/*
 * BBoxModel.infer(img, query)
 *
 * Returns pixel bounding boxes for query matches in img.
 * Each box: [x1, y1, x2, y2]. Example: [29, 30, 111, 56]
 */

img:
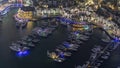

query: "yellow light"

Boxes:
[93, 26, 97, 28]
[108, 16, 112, 20]
[85, 0, 94, 5]
[109, 5, 115, 10]
[26, 21, 33, 32]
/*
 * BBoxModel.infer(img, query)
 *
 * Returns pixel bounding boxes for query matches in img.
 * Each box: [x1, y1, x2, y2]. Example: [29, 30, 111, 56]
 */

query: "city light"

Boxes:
[0, 0, 120, 68]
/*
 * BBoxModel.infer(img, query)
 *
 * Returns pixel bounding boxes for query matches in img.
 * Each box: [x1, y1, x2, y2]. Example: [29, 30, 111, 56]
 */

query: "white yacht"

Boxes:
[79, 37, 88, 41]
[101, 55, 109, 60]
[47, 50, 65, 62]
[101, 38, 110, 43]
[9, 45, 30, 52]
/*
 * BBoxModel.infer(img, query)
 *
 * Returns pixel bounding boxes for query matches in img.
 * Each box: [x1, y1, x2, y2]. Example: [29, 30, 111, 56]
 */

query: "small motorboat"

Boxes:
[9, 45, 21, 52]
[27, 43, 35, 47]
[101, 55, 109, 60]
[68, 47, 78, 51]
[9, 45, 30, 52]
[75, 39, 83, 44]
[16, 40, 27, 45]
[32, 39, 40, 43]
[47, 50, 65, 62]
[55, 49, 72, 57]
[11, 42, 21, 46]
[54, 57, 65, 62]
[63, 52, 72, 57]
[79, 37, 88, 41]
[101, 38, 110, 43]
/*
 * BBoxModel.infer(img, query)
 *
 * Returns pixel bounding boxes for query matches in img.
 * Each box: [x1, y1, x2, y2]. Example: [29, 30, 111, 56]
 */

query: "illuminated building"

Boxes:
[15, 0, 35, 21]
[16, 7, 34, 20]
[117, 0, 120, 10]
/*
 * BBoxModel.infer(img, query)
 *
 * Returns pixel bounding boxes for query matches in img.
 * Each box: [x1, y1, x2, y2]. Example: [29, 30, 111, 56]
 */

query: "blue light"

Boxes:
[59, 17, 76, 24]
[16, 50, 30, 57]
[74, 31, 80, 35]
[63, 42, 70, 48]
[59, 52, 64, 58]
[84, 25, 89, 30]
[112, 37, 120, 43]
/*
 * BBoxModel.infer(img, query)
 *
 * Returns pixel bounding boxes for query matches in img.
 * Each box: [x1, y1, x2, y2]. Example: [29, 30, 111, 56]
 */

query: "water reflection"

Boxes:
[26, 21, 34, 32]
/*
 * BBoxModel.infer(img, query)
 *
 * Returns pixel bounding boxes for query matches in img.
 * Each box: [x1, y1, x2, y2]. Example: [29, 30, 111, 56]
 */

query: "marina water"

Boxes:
[0, 8, 120, 68]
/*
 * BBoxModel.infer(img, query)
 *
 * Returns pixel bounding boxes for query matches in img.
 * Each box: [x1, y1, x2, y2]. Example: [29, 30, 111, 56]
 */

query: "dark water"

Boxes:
[0, 9, 120, 68]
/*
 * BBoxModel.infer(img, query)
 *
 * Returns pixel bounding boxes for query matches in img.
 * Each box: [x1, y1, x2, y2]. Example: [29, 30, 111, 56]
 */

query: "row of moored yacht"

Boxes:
[47, 31, 92, 62]
[76, 38, 120, 68]
[9, 25, 57, 55]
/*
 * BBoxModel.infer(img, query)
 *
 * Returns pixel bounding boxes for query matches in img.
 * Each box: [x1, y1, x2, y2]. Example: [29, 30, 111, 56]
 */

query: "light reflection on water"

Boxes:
[26, 21, 34, 33]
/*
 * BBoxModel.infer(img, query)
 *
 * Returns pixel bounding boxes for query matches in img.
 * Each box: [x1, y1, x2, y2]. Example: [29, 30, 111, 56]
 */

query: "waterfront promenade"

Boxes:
[0, 2, 12, 15]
